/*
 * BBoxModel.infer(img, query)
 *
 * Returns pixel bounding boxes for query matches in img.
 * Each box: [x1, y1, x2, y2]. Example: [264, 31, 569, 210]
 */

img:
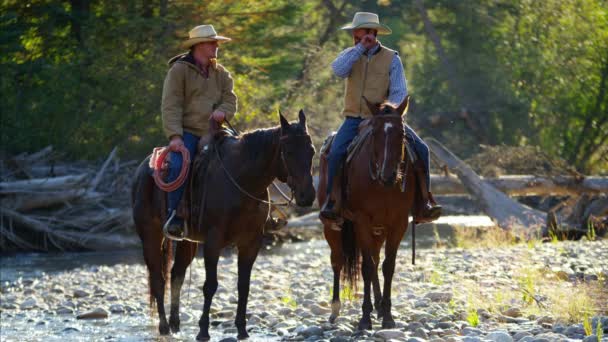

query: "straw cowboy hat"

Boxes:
[340, 12, 392, 35]
[181, 25, 231, 49]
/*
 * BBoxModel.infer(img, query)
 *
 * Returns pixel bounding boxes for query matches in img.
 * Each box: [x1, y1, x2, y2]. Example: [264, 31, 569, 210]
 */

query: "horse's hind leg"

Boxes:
[169, 241, 198, 333]
[196, 242, 220, 341]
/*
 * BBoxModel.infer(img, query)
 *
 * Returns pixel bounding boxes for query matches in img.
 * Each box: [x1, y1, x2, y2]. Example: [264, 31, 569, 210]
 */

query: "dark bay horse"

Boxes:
[318, 97, 416, 330]
[131, 111, 316, 340]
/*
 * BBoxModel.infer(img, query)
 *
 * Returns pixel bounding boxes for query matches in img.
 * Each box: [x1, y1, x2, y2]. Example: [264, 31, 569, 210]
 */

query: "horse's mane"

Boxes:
[235, 126, 281, 162]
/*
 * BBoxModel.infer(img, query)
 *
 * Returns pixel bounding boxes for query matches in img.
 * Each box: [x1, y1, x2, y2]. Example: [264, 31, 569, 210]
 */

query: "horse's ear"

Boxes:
[298, 109, 306, 126]
[279, 110, 290, 130]
[398, 95, 410, 116]
[362, 96, 379, 115]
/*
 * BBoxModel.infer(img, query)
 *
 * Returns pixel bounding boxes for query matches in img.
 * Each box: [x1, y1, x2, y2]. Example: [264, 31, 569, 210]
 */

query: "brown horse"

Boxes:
[318, 97, 415, 330]
[131, 111, 316, 340]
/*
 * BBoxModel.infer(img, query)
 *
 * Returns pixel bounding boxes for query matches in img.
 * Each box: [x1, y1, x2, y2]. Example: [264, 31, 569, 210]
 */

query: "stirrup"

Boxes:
[163, 210, 187, 241]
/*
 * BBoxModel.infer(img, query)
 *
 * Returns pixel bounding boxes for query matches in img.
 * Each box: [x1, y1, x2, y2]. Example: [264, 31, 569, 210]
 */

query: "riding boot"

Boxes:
[320, 161, 344, 221]
[163, 210, 185, 239]
[413, 161, 442, 224]
[320, 196, 339, 221]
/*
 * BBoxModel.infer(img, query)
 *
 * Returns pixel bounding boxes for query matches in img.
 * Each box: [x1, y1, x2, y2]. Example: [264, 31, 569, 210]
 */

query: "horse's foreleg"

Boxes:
[329, 247, 343, 323]
[169, 241, 198, 333]
[372, 250, 383, 319]
[235, 240, 261, 340]
[380, 233, 400, 329]
[196, 242, 220, 342]
[325, 227, 343, 323]
[358, 251, 374, 331]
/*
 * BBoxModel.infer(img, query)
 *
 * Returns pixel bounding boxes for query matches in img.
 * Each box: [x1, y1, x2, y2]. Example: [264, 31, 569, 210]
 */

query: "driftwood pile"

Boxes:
[0, 146, 139, 251]
[426, 138, 607, 238]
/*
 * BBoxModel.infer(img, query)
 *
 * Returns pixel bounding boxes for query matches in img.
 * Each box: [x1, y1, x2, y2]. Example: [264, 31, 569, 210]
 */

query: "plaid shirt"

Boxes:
[331, 42, 408, 106]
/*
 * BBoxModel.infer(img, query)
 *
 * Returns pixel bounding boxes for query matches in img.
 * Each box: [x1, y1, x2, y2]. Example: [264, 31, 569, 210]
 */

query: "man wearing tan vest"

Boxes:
[162, 25, 237, 238]
[320, 12, 441, 223]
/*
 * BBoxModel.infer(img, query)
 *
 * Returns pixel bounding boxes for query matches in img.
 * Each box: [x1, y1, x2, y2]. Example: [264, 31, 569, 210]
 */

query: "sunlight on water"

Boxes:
[434, 215, 495, 227]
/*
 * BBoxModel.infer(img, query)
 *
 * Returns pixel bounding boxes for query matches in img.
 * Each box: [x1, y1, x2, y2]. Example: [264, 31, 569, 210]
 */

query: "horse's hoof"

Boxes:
[169, 318, 180, 333]
[382, 319, 396, 329]
[196, 332, 210, 341]
[328, 313, 337, 324]
[237, 331, 250, 340]
[357, 319, 372, 331]
[159, 323, 170, 335]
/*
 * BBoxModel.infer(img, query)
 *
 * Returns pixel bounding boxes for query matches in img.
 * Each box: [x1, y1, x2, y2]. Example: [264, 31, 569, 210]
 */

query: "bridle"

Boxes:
[368, 114, 405, 182]
[216, 121, 312, 206]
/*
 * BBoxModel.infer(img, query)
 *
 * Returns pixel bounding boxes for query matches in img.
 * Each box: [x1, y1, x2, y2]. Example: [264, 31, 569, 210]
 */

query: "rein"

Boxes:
[215, 119, 309, 207]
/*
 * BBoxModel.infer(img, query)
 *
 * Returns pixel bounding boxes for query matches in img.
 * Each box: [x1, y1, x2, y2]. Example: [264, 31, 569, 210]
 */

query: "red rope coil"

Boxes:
[152, 145, 190, 192]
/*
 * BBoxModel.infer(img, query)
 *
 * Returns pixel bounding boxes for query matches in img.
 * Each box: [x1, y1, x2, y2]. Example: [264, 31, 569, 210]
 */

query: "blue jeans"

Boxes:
[326, 118, 431, 195]
[326, 117, 363, 195]
[404, 125, 431, 191]
[167, 131, 200, 215]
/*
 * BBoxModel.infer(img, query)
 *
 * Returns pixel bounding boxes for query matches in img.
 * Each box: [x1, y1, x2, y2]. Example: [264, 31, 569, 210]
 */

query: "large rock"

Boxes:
[77, 307, 109, 320]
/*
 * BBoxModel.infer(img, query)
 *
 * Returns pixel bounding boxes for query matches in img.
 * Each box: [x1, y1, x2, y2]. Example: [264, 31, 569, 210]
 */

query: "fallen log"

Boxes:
[426, 138, 546, 235]
[0, 174, 89, 194]
[268, 174, 608, 201]
[431, 174, 608, 196]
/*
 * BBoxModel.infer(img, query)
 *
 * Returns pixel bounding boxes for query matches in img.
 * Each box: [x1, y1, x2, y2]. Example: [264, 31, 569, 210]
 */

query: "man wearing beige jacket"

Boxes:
[162, 25, 237, 238]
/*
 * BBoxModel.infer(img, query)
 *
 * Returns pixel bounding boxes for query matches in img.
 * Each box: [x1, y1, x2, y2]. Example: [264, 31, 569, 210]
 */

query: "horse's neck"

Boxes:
[237, 127, 281, 192]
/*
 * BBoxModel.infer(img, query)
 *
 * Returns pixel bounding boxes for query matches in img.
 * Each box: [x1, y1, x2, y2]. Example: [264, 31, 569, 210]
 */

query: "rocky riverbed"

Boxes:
[1, 238, 607, 342]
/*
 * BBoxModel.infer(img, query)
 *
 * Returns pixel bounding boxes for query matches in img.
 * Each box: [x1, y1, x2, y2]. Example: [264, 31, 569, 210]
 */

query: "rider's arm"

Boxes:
[161, 63, 185, 139]
[216, 68, 238, 121]
[387, 53, 408, 106]
[331, 43, 367, 78]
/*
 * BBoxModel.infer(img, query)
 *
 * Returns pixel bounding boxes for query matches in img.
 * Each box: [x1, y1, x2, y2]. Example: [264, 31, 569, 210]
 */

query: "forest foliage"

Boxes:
[1, 0, 606, 173]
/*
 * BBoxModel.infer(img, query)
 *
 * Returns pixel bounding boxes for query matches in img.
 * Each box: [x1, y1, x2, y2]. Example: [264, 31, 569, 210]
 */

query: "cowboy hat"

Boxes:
[340, 12, 392, 35]
[181, 25, 231, 49]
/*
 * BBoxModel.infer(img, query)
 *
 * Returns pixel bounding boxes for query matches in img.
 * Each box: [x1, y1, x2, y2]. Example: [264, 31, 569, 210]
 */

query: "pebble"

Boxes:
[486, 331, 513, 342]
[19, 297, 37, 310]
[375, 329, 406, 340]
[76, 307, 109, 319]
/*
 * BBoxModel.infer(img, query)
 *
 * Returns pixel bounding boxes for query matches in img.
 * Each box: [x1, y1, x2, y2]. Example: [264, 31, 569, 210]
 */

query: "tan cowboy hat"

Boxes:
[181, 25, 231, 49]
[340, 12, 392, 35]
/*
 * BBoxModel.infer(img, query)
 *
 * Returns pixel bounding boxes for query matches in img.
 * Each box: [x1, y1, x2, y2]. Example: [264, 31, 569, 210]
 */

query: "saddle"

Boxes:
[152, 128, 234, 242]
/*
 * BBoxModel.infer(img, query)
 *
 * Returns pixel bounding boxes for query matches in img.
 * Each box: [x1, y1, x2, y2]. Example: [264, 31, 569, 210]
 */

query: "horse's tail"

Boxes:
[149, 238, 173, 314]
[341, 219, 359, 289]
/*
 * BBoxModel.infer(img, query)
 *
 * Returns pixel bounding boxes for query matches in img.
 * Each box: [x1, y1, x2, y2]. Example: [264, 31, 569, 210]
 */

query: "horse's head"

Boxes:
[365, 96, 410, 187]
[278, 109, 316, 207]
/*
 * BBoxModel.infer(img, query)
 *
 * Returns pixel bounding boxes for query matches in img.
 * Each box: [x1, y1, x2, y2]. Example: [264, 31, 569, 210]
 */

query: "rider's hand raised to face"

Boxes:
[360, 34, 377, 50]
